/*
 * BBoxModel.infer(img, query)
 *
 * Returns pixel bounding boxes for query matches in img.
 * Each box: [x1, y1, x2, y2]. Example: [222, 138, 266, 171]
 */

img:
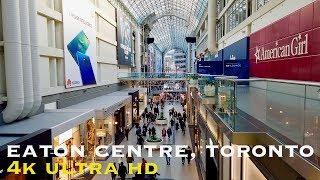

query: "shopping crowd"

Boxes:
[112, 95, 193, 180]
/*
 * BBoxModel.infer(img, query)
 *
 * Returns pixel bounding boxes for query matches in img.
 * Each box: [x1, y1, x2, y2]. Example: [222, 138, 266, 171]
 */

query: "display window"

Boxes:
[53, 118, 96, 180]
[95, 116, 114, 147]
[53, 126, 83, 180]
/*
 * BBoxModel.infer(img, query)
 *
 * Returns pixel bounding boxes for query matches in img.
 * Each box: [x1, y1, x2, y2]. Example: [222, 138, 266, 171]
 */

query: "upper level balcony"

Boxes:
[198, 77, 320, 176]
[118, 72, 192, 81]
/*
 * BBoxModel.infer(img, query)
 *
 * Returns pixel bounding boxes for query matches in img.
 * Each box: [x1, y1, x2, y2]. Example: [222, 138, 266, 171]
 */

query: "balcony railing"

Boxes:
[213, 78, 320, 161]
[118, 72, 195, 79]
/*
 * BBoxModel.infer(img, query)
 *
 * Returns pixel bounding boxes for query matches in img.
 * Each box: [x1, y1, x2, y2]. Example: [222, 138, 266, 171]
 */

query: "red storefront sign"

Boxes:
[249, 0, 320, 82]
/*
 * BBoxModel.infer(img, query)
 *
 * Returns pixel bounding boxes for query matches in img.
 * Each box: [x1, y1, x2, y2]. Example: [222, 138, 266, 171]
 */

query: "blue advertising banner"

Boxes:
[223, 37, 249, 61]
[197, 61, 223, 75]
[224, 60, 249, 79]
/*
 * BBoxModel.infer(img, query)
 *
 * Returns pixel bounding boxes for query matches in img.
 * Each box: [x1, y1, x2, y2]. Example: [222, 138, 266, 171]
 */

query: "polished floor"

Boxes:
[93, 102, 199, 180]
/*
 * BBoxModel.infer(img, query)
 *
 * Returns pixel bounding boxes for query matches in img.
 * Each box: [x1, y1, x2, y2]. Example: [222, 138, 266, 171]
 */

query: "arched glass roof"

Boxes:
[120, 0, 208, 52]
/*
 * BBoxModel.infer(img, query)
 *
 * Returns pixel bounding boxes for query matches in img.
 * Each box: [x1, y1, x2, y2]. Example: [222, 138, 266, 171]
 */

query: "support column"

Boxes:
[252, 0, 257, 13]
[208, 0, 217, 53]
[135, 28, 142, 73]
[187, 43, 191, 73]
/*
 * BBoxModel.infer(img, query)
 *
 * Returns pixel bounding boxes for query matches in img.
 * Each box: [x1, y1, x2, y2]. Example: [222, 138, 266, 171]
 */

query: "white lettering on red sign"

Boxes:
[255, 33, 309, 63]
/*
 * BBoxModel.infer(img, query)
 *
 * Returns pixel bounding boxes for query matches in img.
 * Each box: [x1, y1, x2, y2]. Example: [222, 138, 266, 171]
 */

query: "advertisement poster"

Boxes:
[197, 61, 223, 75]
[224, 60, 249, 79]
[63, 0, 97, 88]
[117, 10, 134, 66]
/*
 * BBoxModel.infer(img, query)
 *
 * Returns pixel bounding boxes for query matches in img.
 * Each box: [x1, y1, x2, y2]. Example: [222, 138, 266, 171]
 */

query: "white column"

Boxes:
[208, 0, 217, 53]
[252, 0, 257, 13]
[135, 28, 142, 73]
[1, 0, 24, 123]
[29, 0, 42, 116]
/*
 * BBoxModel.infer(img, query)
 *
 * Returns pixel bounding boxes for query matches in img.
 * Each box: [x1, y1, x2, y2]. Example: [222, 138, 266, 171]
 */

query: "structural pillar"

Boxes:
[135, 28, 142, 73]
[187, 43, 191, 73]
[208, 0, 217, 53]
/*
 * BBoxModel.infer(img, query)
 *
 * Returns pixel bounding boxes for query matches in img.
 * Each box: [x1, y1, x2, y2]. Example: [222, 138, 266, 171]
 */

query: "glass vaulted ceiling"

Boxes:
[120, 0, 208, 52]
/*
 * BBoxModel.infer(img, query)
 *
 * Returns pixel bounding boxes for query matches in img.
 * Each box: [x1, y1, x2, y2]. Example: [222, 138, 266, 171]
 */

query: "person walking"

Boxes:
[164, 147, 171, 165]
[167, 127, 172, 140]
[125, 127, 130, 141]
[126, 153, 134, 168]
[136, 126, 141, 136]
[170, 118, 175, 127]
[138, 135, 144, 145]
[118, 162, 127, 180]
[162, 127, 167, 140]
[141, 158, 147, 176]
[181, 148, 186, 165]
[175, 121, 179, 131]
[186, 146, 193, 165]
[146, 112, 150, 123]
[110, 162, 117, 180]
[148, 127, 152, 137]
[181, 120, 186, 135]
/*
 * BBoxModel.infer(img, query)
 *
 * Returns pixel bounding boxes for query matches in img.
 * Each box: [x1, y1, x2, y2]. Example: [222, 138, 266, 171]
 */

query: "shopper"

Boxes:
[164, 148, 170, 165]
[125, 127, 130, 141]
[181, 148, 186, 165]
[186, 146, 192, 165]
[183, 111, 187, 122]
[162, 127, 167, 139]
[167, 127, 172, 140]
[181, 121, 186, 135]
[118, 162, 127, 180]
[136, 126, 141, 136]
[126, 153, 134, 168]
[148, 127, 152, 137]
[175, 121, 179, 131]
[141, 158, 147, 175]
[151, 126, 156, 136]
[146, 112, 150, 123]
[170, 118, 175, 127]
[142, 124, 147, 136]
[138, 135, 144, 145]
[110, 162, 117, 180]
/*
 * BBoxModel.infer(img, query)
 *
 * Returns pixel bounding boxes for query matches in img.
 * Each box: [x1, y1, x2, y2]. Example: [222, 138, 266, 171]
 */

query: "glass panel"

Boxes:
[120, 0, 208, 52]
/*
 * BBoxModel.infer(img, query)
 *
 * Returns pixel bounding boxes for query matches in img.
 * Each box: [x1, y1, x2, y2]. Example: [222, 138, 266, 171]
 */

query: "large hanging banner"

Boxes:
[63, 0, 97, 88]
[117, 10, 133, 66]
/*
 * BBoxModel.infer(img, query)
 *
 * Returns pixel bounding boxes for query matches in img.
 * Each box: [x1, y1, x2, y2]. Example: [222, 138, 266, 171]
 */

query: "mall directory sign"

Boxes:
[117, 10, 134, 66]
[63, 0, 97, 88]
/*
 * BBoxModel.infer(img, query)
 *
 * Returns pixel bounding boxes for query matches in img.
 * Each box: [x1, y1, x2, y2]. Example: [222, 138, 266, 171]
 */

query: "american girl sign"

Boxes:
[254, 33, 309, 63]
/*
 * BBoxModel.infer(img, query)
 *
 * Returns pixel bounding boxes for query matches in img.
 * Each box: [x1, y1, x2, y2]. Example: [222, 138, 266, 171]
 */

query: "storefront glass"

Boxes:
[53, 119, 96, 180]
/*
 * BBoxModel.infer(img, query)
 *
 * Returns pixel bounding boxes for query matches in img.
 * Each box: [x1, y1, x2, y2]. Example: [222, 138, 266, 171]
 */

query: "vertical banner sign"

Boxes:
[117, 10, 133, 66]
[63, 0, 97, 88]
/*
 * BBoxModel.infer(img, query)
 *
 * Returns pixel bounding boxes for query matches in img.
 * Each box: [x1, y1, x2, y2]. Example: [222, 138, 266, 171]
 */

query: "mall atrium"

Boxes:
[0, 0, 320, 180]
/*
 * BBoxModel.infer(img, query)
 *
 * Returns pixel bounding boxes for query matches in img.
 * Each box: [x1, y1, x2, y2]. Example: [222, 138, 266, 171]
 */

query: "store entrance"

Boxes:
[114, 107, 125, 145]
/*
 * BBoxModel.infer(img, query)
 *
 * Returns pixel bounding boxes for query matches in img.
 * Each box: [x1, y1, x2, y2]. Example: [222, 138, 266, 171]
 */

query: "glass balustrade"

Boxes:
[214, 78, 320, 165]
[118, 72, 195, 79]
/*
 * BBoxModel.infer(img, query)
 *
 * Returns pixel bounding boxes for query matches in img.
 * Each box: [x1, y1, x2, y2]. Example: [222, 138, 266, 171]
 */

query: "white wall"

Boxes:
[35, 0, 131, 96]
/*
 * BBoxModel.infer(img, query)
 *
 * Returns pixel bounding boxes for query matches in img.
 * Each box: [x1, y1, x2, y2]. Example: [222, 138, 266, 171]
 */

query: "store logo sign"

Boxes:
[255, 33, 309, 63]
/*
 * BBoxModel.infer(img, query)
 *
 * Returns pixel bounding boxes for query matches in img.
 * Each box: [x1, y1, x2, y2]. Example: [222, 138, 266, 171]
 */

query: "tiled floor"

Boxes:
[92, 102, 199, 180]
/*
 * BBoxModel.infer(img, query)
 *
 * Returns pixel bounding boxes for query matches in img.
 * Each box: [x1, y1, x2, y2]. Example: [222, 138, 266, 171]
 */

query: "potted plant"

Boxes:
[156, 112, 167, 125]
